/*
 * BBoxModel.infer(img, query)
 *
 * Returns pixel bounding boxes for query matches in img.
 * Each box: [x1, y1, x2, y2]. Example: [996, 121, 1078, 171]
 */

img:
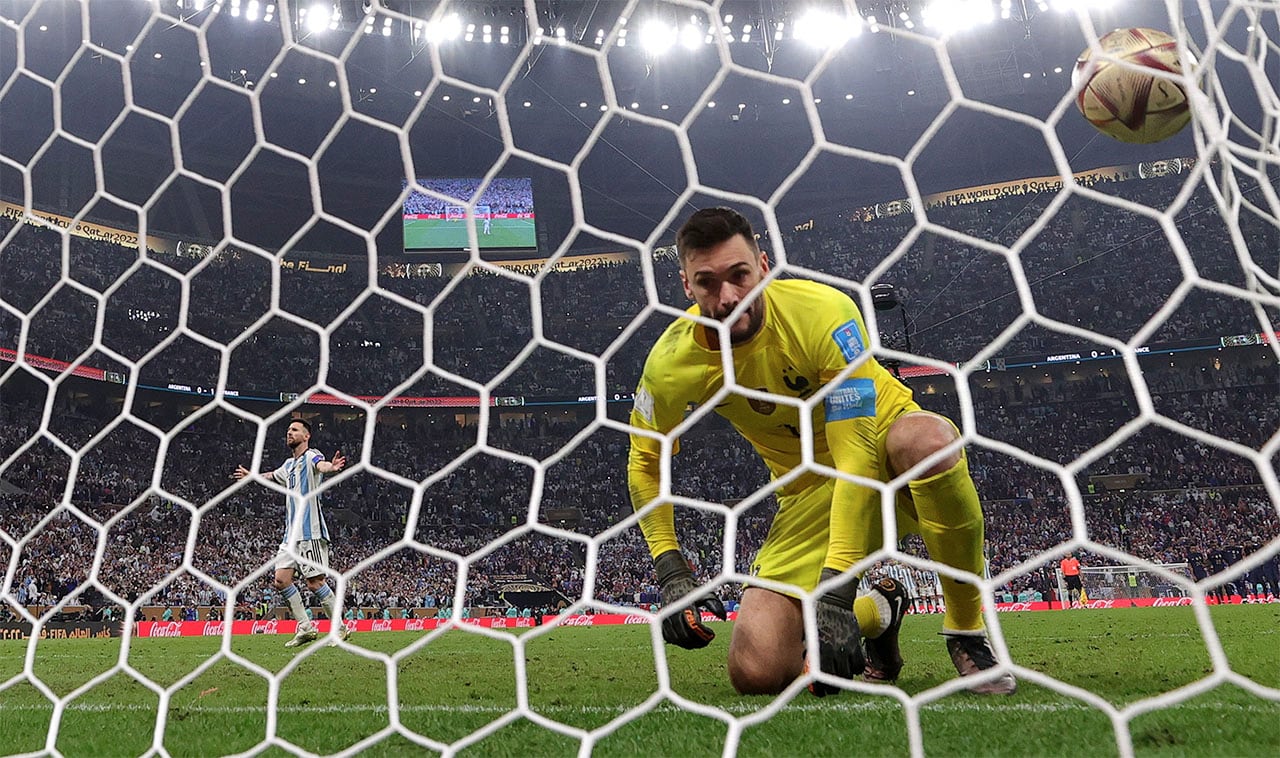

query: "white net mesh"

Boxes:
[1, 0, 1279, 755]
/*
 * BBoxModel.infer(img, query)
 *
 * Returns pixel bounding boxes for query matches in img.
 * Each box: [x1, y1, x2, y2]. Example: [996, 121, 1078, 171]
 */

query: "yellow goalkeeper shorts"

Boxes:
[747, 411, 960, 596]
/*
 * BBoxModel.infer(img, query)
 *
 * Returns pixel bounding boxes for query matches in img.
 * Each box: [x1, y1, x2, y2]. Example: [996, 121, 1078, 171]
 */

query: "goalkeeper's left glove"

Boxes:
[809, 567, 866, 697]
[654, 549, 727, 650]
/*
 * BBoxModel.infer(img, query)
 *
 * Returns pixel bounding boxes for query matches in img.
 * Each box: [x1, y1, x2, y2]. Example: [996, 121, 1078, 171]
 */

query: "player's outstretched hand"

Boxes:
[810, 567, 866, 697]
[653, 549, 726, 650]
[330, 451, 346, 472]
[232, 465, 251, 481]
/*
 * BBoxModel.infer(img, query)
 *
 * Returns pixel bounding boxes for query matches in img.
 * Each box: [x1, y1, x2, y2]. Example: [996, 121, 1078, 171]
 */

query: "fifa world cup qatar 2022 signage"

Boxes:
[0, 621, 120, 639]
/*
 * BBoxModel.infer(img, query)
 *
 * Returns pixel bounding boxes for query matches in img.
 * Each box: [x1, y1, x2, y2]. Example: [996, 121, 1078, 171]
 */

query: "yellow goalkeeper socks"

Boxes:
[854, 594, 887, 639]
[908, 455, 986, 634]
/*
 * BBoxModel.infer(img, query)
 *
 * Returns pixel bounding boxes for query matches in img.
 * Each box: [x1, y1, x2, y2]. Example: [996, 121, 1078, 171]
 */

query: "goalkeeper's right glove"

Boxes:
[809, 567, 866, 697]
[654, 549, 727, 650]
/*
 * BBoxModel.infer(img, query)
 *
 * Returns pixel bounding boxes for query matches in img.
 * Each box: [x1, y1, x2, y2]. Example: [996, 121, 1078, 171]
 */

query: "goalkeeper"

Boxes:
[628, 207, 1015, 696]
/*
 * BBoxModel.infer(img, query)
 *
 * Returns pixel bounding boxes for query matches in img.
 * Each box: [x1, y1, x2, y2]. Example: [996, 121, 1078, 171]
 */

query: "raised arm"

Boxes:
[317, 451, 346, 474]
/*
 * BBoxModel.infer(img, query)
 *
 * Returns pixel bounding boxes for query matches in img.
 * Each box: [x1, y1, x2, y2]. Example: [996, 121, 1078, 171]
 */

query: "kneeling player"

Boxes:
[628, 208, 1016, 696]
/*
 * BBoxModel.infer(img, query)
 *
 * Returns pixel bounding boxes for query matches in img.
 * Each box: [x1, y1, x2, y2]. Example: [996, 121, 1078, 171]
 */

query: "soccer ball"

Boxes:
[1073, 28, 1192, 144]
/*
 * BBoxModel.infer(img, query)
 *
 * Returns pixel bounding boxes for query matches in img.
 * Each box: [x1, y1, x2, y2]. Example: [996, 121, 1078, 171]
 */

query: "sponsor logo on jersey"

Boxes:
[747, 388, 776, 415]
[824, 378, 877, 421]
[633, 385, 654, 423]
[831, 319, 864, 361]
[782, 366, 814, 398]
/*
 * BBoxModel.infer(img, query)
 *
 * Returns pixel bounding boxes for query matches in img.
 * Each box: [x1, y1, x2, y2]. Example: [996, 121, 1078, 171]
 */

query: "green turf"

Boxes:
[1, 606, 1277, 756]
[403, 217, 536, 250]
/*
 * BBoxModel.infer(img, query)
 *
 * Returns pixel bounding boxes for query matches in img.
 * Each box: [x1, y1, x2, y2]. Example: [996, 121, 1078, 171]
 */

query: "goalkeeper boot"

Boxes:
[333, 623, 351, 644]
[285, 624, 319, 649]
[863, 577, 909, 684]
[945, 633, 1017, 695]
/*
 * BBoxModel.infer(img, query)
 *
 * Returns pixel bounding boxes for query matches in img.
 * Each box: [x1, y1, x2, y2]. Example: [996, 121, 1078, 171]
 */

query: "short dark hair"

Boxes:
[675, 207, 759, 264]
[290, 418, 312, 434]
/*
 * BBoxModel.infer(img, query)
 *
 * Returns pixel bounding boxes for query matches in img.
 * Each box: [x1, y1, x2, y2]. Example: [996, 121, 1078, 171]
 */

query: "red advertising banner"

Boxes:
[991, 596, 1258, 612]
[403, 213, 535, 220]
[0, 348, 106, 380]
[132, 613, 741, 638]
[303, 393, 489, 408]
[113, 598, 1274, 639]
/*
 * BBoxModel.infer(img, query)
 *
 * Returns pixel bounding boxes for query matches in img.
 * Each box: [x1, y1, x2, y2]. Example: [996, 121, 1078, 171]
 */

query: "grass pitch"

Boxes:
[403, 217, 536, 250]
[1, 605, 1277, 757]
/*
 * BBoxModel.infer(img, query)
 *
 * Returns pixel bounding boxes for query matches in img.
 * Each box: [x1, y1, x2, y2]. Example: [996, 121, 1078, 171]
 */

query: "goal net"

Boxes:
[1, 0, 1279, 755]
[1056, 562, 1194, 607]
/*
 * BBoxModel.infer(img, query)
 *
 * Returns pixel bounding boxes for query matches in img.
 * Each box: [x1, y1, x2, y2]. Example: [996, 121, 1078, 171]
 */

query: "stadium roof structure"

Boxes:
[0, 0, 1268, 253]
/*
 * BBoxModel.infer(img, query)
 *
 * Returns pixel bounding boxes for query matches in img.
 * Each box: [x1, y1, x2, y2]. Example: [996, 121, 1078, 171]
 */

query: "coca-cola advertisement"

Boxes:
[99, 597, 1269, 640]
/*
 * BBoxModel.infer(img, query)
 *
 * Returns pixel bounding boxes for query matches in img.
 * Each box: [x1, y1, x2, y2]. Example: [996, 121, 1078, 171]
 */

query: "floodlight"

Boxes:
[794, 9, 860, 48]
[1051, 0, 1115, 10]
[679, 23, 700, 49]
[921, 0, 996, 32]
[426, 13, 462, 42]
[639, 19, 676, 54]
[305, 3, 330, 33]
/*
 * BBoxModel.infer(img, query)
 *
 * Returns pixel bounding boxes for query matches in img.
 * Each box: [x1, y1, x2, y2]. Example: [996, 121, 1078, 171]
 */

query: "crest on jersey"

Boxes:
[831, 319, 864, 362]
[747, 388, 775, 415]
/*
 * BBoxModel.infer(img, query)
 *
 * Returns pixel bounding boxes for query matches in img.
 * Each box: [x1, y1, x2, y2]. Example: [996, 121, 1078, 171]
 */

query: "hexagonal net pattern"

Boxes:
[0, 0, 1278, 756]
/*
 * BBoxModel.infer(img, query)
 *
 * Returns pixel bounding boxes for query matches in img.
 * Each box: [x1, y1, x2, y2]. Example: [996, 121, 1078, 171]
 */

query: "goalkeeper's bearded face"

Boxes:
[680, 235, 770, 346]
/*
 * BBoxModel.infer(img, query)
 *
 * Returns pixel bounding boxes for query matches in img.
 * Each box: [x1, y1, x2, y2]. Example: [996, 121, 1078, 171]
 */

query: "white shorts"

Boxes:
[274, 539, 331, 579]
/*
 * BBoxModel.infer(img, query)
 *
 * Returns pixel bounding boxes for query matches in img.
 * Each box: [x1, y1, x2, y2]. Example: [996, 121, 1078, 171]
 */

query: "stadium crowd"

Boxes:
[401, 178, 535, 215]
[2, 170, 1278, 621]
[3, 172, 1276, 403]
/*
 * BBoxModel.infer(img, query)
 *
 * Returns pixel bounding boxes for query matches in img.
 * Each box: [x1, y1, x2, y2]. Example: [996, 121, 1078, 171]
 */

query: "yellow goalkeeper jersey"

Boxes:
[628, 278, 917, 562]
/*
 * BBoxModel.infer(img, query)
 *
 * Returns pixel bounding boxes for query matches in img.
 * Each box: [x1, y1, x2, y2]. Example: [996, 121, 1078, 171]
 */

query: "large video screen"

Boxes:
[402, 177, 537, 251]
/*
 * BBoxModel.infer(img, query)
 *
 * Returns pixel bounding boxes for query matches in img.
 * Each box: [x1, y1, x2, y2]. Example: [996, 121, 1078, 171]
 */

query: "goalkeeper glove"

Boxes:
[809, 567, 866, 697]
[654, 549, 727, 650]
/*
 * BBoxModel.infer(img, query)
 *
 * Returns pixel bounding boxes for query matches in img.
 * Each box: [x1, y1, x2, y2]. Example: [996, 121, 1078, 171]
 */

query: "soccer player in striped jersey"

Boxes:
[234, 418, 349, 648]
[628, 207, 1016, 696]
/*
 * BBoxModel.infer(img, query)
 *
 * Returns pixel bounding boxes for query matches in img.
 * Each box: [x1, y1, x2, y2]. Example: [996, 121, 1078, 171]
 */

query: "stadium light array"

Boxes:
[640, 19, 676, 54]
[921, 0, 996, 32]
[1050, 0, 1117, 10]
[793, 9, 863, 48]
[679, 23, 701, 50]
[424, 13, 462, 43]
[303, 3, 330, 34]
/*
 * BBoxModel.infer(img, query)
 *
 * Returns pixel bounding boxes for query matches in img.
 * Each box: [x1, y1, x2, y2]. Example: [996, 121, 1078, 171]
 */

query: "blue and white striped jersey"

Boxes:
[272, 448, 330, 542]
